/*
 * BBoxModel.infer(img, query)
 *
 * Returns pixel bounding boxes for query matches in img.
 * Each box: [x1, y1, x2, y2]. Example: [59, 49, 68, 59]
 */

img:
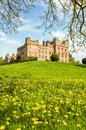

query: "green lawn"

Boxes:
[0, 61, 86, 80]
[0, 61, 86, 130]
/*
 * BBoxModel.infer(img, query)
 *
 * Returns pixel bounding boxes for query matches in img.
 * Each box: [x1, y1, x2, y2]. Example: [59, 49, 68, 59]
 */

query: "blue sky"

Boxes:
[0, 2, 86, 62]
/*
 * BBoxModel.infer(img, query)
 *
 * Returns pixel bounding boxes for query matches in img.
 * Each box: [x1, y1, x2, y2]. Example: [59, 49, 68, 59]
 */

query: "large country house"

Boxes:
[17, 37, 69, 62]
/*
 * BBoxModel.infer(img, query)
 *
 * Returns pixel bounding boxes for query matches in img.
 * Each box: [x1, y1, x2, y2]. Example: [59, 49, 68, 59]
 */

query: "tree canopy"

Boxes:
[0, 0, 86, 49]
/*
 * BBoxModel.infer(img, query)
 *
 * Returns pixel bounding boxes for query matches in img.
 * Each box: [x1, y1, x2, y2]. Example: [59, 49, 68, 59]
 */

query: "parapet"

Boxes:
[62, 40, 69, 46]
[25, 37, 39, 45]
[53, 37, 60, 45]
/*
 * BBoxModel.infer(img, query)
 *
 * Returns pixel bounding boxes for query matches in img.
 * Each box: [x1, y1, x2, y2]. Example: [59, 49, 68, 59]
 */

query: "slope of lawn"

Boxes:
[0, 61, 86, 80]
[0, 61, 86, 130]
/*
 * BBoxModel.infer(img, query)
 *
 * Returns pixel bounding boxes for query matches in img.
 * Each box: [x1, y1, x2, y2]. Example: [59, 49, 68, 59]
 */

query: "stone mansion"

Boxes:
[17, 37, 69, 62]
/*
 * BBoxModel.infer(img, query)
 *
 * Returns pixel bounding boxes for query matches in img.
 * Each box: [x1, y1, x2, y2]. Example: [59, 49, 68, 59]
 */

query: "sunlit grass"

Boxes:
[0, 61, 86, 129]
[0, 61, 86, 80]
[0, 79, 86, 130]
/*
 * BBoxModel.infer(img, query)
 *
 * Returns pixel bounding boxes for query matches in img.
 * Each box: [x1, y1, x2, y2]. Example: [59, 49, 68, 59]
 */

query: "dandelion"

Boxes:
[15, 115, 19, 119]
[31, 126, 34, 129]
[77, 124, 81, 128]
[55, 107, 59, 113]
[59, 99, 63, 104]
[32, 118, 39, 121]
[41, 105, 46, 109]
[43, 110, 47, 113]
[75, 113, 79, 116]
[26, 111, 31, 115]
[57, 119, 60, 122]
[13, 110, 17, 114]
[34, 121, 41, 125]
[13, 102, 17, 105]
[6, 121, 10, 125]
[6, 117, 10, 120]
[23, 126, 26, 128]
[67, 112, 72, 115]
[71, 106, 75, 111]
[32, 107, 40, 110]
[84, 106, 86, 109]
[16, 128, 21, 130]
[48, 113, 51, 116]
[64, 115, 68, 118]
[62, 121, 67, 126]
[78, 100, 82, 104]
[45, 121, 48, 124]
[0, 125, 5, 130]
[66, 98, 71, 104]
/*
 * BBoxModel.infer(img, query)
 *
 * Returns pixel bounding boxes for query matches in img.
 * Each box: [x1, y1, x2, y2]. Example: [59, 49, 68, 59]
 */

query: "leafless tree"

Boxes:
[0, 0, 86, 50]
[42, 0, 86, 51]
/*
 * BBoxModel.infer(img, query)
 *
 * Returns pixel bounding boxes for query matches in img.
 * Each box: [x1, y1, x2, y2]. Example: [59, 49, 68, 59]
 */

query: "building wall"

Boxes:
[17, 37, 69, 62]
[4, 53, 17, 63]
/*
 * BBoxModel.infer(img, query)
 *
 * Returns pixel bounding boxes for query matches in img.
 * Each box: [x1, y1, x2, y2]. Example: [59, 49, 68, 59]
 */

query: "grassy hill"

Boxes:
[0, 61, 86, 80]
[0, 61, 86, 130]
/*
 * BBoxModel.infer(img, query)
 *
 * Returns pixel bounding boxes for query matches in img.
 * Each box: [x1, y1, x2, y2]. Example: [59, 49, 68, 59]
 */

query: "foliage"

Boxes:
[82, 58, 86, 64]
[50, 53, 59, 61]
[0, 79, 86, 130]
[17, 55, 22, 61]
[0, 57, 3, 65]
[0, 0, 86, 49]
[10, 57, 15, 63]
[69, 53, 75, 63]
[28, 56, 37, 61]
[42, 0, 86, 50]
[0, 0, 34, 33]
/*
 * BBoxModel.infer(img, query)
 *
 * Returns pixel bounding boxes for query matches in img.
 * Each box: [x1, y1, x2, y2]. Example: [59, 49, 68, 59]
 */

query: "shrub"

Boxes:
[17, 55, 22, 61]
[50, 53, 59, 61]
[69, 53, 75, 63]
[10, 57, 15, 63]
[28, 56, 37, 61]
[82, 58, 86, 64]
[0, 57, 3, 65]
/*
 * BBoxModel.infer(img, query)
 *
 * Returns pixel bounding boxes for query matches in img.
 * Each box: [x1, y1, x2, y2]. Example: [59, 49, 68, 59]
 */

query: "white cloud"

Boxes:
[73, 50, 86, 61]
[0, 31, 21, 58]
[0, 31, 19, 46]
[0, 32, 6, 37]
[18, 19, 42, 33]
[51, 31, 66, 40]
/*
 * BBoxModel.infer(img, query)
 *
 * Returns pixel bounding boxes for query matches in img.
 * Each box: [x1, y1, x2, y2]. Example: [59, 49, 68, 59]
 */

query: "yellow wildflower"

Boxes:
[43, 110, 47, 113]
[75, 113, 79, 116]
[6, 121, 10, 125]
[16, 128, 21, 130]
[45, 121, 48, 124]
[32, 118, 39, 121]
[6, 117, 10, 120]
[0, 125, 5, 130]
[31, 126, 34, 129]
[15, 115, 19, 119]
[55, 107, 59, 113]
[62, 121, 67, 126]
[84, 106, 86, 109]
[77, 124, 81, 127]
[13, 110, 17, 114]
[64, 115, 68, 118]
[34, 121, 40, 125]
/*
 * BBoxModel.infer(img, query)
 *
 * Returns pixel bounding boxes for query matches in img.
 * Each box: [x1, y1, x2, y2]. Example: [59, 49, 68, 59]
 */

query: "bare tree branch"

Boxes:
[0, 0, 86, 50]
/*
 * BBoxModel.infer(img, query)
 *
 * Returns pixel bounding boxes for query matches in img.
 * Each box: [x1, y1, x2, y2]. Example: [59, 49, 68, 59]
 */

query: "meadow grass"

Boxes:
[0, 61, 86, 130]
[0, 61, 86, 80]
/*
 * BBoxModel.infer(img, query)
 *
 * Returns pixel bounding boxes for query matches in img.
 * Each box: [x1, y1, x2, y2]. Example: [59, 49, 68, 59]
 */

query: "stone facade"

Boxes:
[4, 53, 16, 63]
[17, 37, 69, 62]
